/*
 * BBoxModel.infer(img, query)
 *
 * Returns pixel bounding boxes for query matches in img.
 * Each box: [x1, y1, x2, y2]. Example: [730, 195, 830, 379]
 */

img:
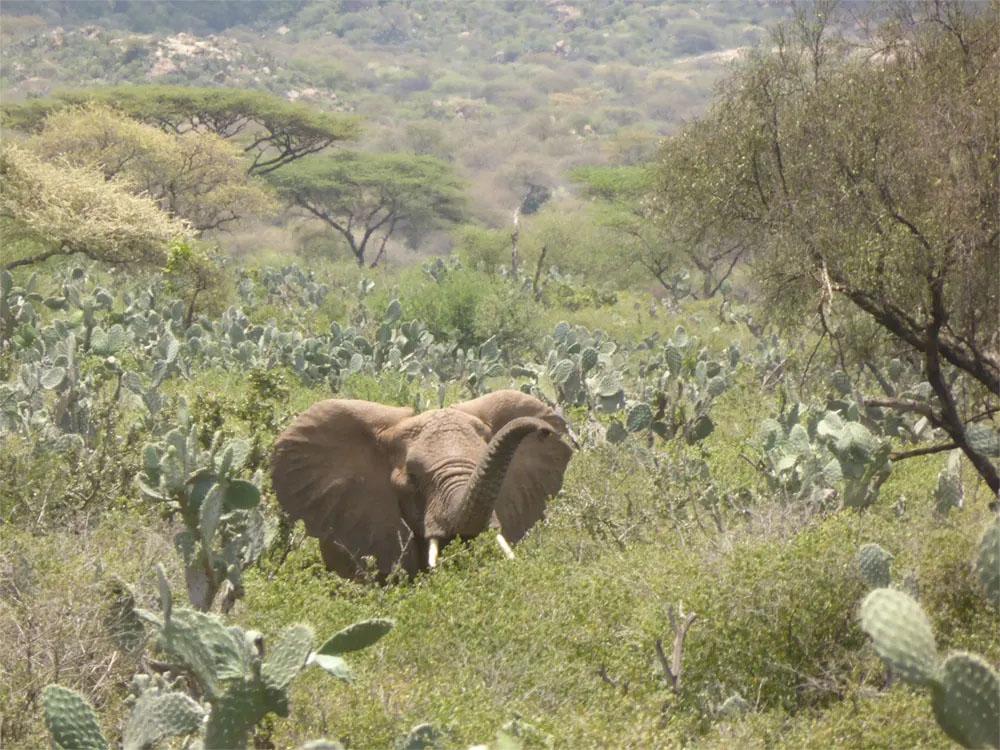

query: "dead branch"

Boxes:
[655, 603, 699, 694]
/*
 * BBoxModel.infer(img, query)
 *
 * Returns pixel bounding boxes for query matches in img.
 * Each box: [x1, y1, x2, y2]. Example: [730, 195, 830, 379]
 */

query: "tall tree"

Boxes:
[2, 85, 360, 176]
[29, 104, 276, 232]
[574, 165, 745, 299]
[654, 1, 999, 491]
[268, 151, 465, 267]
[1, 143, 186, 270]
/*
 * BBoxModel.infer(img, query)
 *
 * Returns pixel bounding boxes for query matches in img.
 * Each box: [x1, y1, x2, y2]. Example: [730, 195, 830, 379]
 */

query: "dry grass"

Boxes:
[0, 512, 177, 748]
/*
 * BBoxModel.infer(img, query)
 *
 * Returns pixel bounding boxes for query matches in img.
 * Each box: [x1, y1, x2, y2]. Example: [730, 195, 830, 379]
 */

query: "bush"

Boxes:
[519, 202, 638, 288]
[391, 267, 541, 356]
[454, 224, 510, 274]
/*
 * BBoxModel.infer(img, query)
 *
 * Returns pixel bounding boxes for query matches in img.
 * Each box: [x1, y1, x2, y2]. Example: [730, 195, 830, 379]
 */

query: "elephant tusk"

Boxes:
[496, 533, 515, 560]
[428, 537, 440, 568]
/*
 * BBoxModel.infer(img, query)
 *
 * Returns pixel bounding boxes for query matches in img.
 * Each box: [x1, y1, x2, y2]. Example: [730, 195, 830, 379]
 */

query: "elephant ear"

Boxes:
[454, 390, 573, 543]
[271, 399, 418, 580]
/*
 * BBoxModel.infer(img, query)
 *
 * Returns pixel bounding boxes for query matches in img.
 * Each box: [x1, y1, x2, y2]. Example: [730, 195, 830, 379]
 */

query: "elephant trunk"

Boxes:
[451, 416, 554, 537]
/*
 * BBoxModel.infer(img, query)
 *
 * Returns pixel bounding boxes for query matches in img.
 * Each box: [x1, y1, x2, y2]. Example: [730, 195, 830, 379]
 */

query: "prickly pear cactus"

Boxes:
[122, 676, 204, 750]
[975, 520, 1000, 608]
[136, 571, 394, 749]
[859, 588, 938, 686]
[316, 618, 396, 656]
[42, 685, 108, 750]
[860, 587, 1000, 748]
[930, 652, 1000, 749]
[934, 450, 964, 515]
[139, 420, 265, 612]
[857, 543, 893, 589]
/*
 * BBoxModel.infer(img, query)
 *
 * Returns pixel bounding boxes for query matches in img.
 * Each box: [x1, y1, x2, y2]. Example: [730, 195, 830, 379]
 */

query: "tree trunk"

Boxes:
[510, 207, 521, 276]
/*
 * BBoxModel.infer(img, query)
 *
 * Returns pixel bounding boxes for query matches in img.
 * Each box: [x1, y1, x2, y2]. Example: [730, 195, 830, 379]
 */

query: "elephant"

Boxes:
[271, 389, 574, 580]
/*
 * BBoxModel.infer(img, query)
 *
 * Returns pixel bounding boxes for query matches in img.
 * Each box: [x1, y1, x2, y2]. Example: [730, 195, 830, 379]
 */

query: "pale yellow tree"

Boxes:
[1, 143, 188, 270]
[29, 104, 276, 233]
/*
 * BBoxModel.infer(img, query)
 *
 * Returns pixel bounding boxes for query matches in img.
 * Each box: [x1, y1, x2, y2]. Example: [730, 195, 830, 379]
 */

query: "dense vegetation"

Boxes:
[0, 2, 997, 749]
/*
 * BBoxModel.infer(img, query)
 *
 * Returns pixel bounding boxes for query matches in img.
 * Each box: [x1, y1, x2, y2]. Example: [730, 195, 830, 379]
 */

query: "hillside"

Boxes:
[1, 1, 802, 220]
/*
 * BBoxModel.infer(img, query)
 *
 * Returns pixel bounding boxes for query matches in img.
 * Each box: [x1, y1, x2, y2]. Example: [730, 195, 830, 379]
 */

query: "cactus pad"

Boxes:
[317, 618, 394, 655]
[974, 521, 1000, 608]
[934, 450, 964, 514]
[123, 690, 204, 750]
[42, 685, 108, 750]
[859, 588, 938, 686]
[857, 543, 893, 589]
[155, 608, 248, 699]
[263, 624, 314, 690]
[931, 652, 1000, 749]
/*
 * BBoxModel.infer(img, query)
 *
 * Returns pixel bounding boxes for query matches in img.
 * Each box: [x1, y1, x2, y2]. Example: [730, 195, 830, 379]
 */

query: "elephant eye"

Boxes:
[406, 470, 419, 487]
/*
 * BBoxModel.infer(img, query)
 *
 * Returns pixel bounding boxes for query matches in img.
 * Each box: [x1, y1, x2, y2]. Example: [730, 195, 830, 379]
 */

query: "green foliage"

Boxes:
[392, 265, 540, 355]
[572, 164, 653, 202]
[654, 2, 999, 489]
[164, 240, 231, 326]
[27, 103, 277, 232]
[453, 225, 510, 275]
[516, 202, 636, 289]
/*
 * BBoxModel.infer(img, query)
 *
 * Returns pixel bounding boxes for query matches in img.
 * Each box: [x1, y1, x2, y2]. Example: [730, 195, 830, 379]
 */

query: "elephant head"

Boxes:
[271, 390, 573, 580]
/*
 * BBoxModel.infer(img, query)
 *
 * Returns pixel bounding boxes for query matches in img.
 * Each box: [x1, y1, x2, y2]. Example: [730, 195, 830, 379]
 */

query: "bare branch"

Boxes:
[655, 604, 698, 694]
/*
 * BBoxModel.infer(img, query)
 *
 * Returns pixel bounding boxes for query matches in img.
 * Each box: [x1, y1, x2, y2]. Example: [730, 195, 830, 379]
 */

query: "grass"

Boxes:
[225, 447, 993, 748]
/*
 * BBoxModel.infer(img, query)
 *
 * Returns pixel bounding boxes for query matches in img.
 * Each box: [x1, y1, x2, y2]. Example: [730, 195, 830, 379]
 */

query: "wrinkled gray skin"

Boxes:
[271, 390, 573, 580]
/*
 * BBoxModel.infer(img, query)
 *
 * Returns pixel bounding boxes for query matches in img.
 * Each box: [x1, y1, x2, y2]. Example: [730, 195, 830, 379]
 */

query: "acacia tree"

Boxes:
[268, 151, 465, 267]
[2, 85, 360, 176]
[574, 165, 745, 299]
[1, 143, 187, 270]
[655, 1, 999, 491]
[29, 104, 276, 232]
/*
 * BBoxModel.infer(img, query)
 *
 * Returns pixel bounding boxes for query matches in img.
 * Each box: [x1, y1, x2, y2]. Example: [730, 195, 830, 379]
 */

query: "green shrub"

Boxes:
[389, 267, 541, 355]
[453, 225, 510, 275]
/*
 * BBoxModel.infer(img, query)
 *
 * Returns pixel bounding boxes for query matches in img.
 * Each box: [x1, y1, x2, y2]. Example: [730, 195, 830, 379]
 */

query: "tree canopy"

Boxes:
[2, 85, 360, 175]
[0, 143, 187, 270]
[574, 164, 743, 298]
[268, 151, 465, 267]
[29, 104, 276, 232]
[653, 1, 999, 491]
